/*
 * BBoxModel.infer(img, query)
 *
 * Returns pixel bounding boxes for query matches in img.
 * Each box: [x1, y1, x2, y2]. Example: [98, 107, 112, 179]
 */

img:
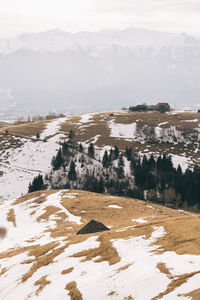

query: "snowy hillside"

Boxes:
[1, 190, 200, 299]
[1, 110, 200, 202]
[0, 117, 67, 202]
[59, 110, 200, 170]
[1, 27, 200, 118]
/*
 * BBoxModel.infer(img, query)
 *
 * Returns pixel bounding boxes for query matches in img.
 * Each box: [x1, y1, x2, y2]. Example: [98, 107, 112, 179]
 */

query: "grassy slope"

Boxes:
[1, 190, 200, 299]
[1, 111, 200, 161]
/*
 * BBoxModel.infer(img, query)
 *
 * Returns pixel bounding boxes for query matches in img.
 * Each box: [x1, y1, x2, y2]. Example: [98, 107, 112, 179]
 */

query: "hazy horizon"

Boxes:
[1, 25, 200, 40]
[0, 26, 200, 119]
[1, 0, 200, 37]
[1, 1, 200, 119]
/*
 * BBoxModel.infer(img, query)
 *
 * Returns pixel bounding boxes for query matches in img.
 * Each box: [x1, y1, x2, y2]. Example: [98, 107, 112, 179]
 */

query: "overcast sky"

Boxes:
[0, 0, 200, 37]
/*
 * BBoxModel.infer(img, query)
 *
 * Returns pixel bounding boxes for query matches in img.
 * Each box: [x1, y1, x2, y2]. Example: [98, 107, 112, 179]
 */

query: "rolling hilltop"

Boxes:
[0, 109, 200, 201]
[1, 189, 200, 299]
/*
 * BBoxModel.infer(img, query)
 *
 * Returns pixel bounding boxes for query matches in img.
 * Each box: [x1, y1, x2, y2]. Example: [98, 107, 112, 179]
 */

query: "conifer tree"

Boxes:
[62, 141, 69, 151]
[51, 148, 63, 170]
[79, 143, 83, 153]
[98, 178, 105, 193]
[69, 130, 75, 140]
[117, 154, 125, 179]
[130, 158, 137, 174]
[177, 164, 182, 176]
[142, 155, 148, 169]
[125, 147, 132, 161]
[148, 154, 155, 170]
[28, 174, 45, 193]
[88, 143, 94, 158]
[68, 130, 75, 143]
[102, 150, 110, 168]
[114, 146, 119, 160]
[68, 161, 77, 181]
[109, 148, 114, 162]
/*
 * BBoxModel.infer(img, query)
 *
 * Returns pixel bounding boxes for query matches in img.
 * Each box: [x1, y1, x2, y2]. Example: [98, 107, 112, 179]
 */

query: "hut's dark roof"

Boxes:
[77, 220, 110, 235]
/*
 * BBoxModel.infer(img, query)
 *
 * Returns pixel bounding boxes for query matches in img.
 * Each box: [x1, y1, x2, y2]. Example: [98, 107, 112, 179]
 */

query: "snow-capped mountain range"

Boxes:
[1, 27, 200, 119]
[0, 27, 200, 57]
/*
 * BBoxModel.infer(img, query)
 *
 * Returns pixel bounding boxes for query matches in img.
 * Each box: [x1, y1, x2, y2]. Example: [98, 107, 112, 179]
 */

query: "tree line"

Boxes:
[28, 136, 200, 212]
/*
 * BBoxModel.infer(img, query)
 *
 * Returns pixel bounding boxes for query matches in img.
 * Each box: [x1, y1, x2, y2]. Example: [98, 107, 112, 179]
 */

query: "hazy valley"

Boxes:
[1, 27, 200, 119]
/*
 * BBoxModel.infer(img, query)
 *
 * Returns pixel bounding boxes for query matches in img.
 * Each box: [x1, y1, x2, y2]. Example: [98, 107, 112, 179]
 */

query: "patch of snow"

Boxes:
[132, 217, 148, 224]
[181, 119, 199, 123]
[178, 210, 195, 216]
[147, 205, 153, 209]
[171, 154, 190, 172]
[91, 135, 101, 144]
[158, 122, 168, 126]
[108, 204, 123, 209]
[40, 117, 67, 140]
[79, 114, 93, 123]
[45, 191, 82, 224]
[108, 120, 136, 139]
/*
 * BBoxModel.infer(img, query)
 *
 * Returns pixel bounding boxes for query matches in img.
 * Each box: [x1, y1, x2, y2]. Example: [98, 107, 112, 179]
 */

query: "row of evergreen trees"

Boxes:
[130, 153, 200, 209]
[28, 139, 200, 212]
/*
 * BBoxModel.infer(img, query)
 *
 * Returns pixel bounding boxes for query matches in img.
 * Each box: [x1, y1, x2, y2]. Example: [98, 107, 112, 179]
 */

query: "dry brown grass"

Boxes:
[108, 291, 117, 296]
[152, 270, 200, 299]
[7, 208, 16, 227]
[0, 227, 7, 239]
[0, 267, 8, 276]
[117, 264, 132, 273]
[62, 267, 74, 275]
[34, 275, 51, 296]
[65, 281, 83, 300]
[153, 215, 200, 255]
[13, 190, 55, 205]
[0, 246, 37, 259]
[21, 242, 67, 282]
[28, 241, 59, 258]
[61, 112, 111, 147]
[156, 263, 172, 279]
[21, 259, 35, 264]
[61, 190, 175, 229]
[57, 110, 200, 167]
[48, 218, 75, 238]
[179, 289, 200, 299]
[36, 206, 60, 222]
[115, 111, 200, 130]
[72, 233, 121, 265]
[3, 121, 47, 138]
[0, 121, 10, 128]
[3, 189, 200, 298]
[60, 111, 200, 147]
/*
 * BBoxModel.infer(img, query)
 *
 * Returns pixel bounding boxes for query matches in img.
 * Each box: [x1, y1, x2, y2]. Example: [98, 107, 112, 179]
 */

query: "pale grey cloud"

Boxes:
[94, 0, 200, 14]
[93, 0, 200, 35]
[0, 0, 200, 37]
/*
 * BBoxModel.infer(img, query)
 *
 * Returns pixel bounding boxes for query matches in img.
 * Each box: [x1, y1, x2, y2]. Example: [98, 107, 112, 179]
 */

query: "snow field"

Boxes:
[1, 191, 200, 299]
[0, 118, 67, 201]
